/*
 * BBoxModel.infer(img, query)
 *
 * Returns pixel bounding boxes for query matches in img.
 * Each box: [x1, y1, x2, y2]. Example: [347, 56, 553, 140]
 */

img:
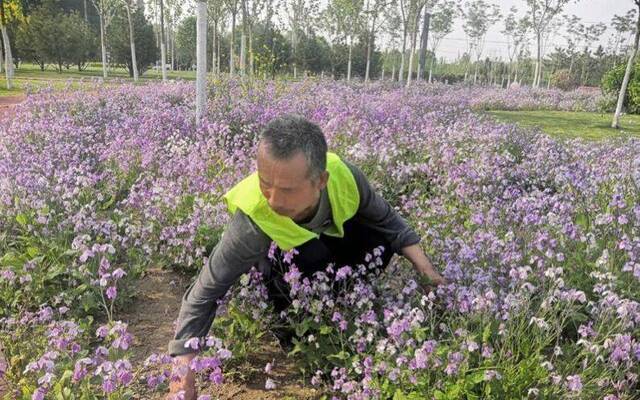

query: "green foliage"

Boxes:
[106, 7, 157, 77]
[175, 15, 196, 70]
[601, 62, 640, 114]
[15, 1, 96, 72]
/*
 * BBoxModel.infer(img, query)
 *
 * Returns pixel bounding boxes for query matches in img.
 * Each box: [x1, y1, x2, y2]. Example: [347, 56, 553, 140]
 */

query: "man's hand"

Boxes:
[416, 267, 447, 287]
[167, 353, 197, 400]
[401, 244, 448, 287]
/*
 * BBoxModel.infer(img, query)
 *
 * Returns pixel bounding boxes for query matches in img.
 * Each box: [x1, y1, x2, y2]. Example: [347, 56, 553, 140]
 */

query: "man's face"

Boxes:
[256, 142, 328, 222]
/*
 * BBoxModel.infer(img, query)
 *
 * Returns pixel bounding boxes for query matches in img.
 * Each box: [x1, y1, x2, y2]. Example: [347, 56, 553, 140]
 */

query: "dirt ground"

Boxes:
[0, 95, 26, 120]
[122, 268, 320, 400]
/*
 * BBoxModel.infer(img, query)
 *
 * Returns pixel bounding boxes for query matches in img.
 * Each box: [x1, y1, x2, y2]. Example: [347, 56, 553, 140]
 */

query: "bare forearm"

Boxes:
[401, 243, 446, 285]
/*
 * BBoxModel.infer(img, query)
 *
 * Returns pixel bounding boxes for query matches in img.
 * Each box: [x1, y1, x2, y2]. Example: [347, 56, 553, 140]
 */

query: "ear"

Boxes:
[316, 170, 329, 191]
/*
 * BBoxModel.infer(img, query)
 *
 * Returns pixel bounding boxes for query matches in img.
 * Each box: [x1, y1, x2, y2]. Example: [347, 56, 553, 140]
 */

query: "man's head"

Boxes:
[257, 114, 329, 222]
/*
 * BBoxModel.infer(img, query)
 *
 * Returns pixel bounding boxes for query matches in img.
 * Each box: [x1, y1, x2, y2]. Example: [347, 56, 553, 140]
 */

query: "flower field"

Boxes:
[0, 79, 639, 399]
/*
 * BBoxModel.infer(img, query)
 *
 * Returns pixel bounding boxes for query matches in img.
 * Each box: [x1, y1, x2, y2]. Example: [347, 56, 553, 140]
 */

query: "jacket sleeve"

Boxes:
[168, 210, 271, 356]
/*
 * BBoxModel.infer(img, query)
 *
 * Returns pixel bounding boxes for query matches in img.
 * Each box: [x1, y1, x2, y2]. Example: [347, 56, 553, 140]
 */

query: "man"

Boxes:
[167, 114, 446, 398]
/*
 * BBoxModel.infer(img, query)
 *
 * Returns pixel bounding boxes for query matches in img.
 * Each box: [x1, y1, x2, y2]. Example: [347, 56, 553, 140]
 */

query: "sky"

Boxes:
[428, 0, 635, 61]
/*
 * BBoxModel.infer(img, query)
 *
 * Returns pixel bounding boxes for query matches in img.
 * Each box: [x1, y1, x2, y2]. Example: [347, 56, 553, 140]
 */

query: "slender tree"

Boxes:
[613, 0, 640, 129]
[525, 0, 570, 88]
[610, 9, 637, 68]
[159, 0, 167, 80]
[122, 0, 139, 81]
[196, 0, 207, 124]
[0, 0, 14, 88]
[427, 0, 455, 82]
[225, 0, 239, 76]
[91, 0, 117, 78]
[209, 0, 226, 75]
[459, 0, 500, 85]
[364, 0, 389, 82]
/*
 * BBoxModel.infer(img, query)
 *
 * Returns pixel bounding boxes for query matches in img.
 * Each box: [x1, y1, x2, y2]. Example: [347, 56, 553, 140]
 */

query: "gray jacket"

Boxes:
[168, 161, 420, 356]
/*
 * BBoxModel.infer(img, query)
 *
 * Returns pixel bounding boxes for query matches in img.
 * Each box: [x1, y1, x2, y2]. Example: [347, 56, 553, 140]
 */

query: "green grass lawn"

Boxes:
[0, 63, 197, 97]
[486, 110, 640, 141]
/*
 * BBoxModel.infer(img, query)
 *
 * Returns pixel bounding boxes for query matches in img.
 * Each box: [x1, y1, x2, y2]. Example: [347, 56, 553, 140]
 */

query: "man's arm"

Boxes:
[401, 243, 446, 286]
[167, 211, 270, 399]
[346, 162, 446, 285]
[168, 211, 271, 355]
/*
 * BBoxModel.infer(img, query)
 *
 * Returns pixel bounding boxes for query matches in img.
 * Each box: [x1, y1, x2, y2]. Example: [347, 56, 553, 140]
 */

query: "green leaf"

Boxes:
[100, 194, 116, 211]
[15, 214, 27, 226]
[26, 246, 40, 258]
[327, 351, 350, 361]
[483, 323, 492, 343]
[469, 371, 485, 385]
[392, 389, 406, 400]
[295, 318, 311, 337]
[319, 325, 333, 335]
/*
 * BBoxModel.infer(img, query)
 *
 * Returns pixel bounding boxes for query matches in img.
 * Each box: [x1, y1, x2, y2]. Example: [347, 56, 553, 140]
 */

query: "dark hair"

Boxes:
[259, 114, 327, 179]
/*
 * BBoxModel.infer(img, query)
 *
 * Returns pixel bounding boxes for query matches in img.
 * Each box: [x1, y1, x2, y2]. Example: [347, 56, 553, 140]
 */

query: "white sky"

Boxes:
[434, 0, 635, 61]
[177, 0, 634, 61]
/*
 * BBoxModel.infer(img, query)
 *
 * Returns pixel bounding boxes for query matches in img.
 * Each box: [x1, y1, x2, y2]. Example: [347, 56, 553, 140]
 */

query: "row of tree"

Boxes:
[0, 0, 638, 91]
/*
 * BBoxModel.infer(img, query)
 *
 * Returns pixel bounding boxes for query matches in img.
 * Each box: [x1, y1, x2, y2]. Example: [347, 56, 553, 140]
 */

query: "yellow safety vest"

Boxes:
[223, 152, 360, 250]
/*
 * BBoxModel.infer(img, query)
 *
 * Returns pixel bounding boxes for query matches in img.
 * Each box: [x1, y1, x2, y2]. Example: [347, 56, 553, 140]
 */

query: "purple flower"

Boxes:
[32, 387, 47, 400]
[209, 367, 224, 384]
[335, 266, 353, 281]
[216, 348, 232, 360]
[106, 286, 117, 300]
[112, 268, 126, 279]
[566, 375, 582, 392]
[184, 337, 200, 350]
[264, 361, 273, 374]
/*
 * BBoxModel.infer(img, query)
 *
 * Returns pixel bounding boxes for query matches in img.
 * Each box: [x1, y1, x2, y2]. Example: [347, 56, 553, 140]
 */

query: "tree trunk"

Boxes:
[568, 54, 574, 74]
[291, 28, 297, 78]
[170, 21, 175, 70]
[612, 3, 640, 129]
[399, 28, 407, 83]
[84, 0, 88, 21]
[0, 30, 4, 75]
[365, 28, 373, 82]
[534, 30, 542, 87]
[418, 11, 429, 81]
[160, 0, 167, 81]
[240, 2, 246, 77]
[391, 59, 396, 81]
[428, 56, 434, 83]
[154, 0, 159, 48]
[347, 37, 353, 81]
[249, 28, 254, 76]
[240, 30, 246, 76]
[406, 28, 418, 87]
[473, 60, 478, 85]
[381, 64, 385, 80]
[99, 14, 108, 78]
[217, 26, 221, 74]
[1, 25, 13, 88]
[230, 12, 236, 76]
[196, 0, 207, 125]
[125, 3, 139, 81]
[212, 20, 217, 75]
